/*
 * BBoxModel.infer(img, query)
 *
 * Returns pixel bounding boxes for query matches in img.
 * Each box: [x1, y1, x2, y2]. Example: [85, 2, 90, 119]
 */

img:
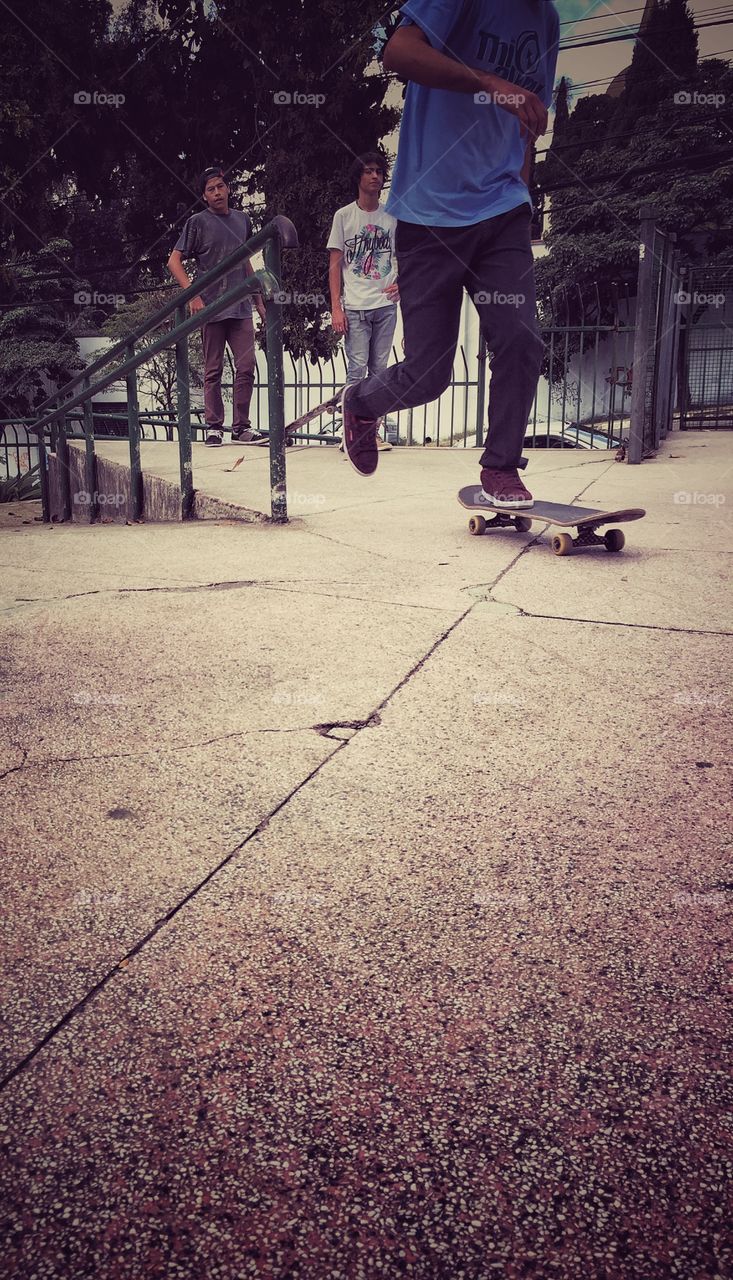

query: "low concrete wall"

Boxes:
[48, 443, 264, 524]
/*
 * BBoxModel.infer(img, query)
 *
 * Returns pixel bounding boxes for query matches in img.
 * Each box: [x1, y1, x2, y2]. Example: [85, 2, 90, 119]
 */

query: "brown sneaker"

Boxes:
[480, 467, 534, 509]
[339, 386, 379, 477]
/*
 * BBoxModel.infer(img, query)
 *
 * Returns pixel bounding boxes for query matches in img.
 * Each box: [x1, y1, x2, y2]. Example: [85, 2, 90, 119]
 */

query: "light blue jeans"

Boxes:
[344, 304, 398, 387]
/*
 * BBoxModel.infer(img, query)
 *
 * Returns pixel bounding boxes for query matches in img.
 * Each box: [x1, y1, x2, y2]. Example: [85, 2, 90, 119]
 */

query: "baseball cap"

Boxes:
[199, 164, 227, 194]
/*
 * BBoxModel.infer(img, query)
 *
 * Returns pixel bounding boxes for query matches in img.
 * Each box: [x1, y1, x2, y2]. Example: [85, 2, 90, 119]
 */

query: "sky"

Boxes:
[554, 0, 733, 103]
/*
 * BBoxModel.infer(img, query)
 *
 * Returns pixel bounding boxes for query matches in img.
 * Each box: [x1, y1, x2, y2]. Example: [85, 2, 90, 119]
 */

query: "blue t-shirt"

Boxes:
[385, 0, 560, 227]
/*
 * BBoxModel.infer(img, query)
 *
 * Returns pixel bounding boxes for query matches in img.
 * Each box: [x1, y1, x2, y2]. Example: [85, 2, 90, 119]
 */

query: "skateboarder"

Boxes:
[339, 0, 560, 507]
[328, 152, 400, 451]
[167, 164, 267, 446]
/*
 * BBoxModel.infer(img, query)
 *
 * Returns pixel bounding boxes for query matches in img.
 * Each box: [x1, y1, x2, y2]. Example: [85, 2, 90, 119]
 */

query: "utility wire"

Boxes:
[559, 15, 733, 50]
[559, 0, 733, 24]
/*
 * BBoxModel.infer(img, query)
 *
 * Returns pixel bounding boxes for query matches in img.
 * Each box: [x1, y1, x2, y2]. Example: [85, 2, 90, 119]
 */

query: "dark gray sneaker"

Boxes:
[205, 428, 224, 447]
[231, 427, 266, 443]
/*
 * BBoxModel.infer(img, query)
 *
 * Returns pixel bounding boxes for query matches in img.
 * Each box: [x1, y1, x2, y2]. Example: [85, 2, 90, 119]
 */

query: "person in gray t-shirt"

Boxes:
[168, 165, 266, 445]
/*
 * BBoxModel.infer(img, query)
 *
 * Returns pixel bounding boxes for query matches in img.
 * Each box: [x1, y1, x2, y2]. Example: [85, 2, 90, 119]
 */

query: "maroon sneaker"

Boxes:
[339, 385, 379, 477]
[480, 467, 534, 509]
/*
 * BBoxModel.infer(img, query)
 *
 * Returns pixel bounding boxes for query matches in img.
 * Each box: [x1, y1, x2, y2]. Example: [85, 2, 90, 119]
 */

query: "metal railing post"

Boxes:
[82, 380, 97, 523]
[264, 233, 287, 523]
[475, 333, 487, 448]
[175, 305, 194, 520]
[56, 407, 72, 522]
[32, 418, 50, 522]
[126, 347, 144, 520]
[628, 206, 658, 464]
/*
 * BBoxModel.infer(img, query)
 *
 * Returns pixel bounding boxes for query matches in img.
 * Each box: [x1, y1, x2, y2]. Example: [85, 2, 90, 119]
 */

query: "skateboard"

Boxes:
[236, 393, 341, 447]
[457, 486, 646, 556]
[284, 393, 340, 437]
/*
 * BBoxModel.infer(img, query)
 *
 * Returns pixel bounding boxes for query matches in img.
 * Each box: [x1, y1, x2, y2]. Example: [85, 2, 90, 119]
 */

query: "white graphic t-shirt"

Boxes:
[327, 201, 398, 311]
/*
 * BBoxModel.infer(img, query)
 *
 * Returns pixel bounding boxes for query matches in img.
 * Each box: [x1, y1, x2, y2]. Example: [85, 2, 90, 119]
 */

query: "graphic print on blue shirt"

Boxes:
[344, 225, 394, 282]
[476, 27, 545, 99]
[385, 0, 560, 229]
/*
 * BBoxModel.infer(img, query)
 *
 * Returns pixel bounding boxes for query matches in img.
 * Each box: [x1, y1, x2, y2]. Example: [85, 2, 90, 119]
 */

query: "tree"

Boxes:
[536, 0, 733, 339]
[1, 0, 401, 376]
[0, 241, 83, 419]
[183, 0, 402, 360]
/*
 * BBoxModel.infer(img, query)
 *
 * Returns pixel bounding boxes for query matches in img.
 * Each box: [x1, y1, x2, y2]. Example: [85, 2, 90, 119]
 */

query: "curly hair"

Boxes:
[349, 151, 390, 198]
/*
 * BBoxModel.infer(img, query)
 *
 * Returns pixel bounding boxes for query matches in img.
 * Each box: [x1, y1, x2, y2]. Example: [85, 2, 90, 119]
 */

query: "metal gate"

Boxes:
[677, 265, 733, 430]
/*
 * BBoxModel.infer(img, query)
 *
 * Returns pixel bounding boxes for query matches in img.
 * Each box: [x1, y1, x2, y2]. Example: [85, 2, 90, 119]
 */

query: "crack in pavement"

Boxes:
[2, 458, 726, 1086]
[0, 724, 367, 776]
[5, 579, 460, 617]
[489, 607, 733, 637]
[0, 748, 29, 781]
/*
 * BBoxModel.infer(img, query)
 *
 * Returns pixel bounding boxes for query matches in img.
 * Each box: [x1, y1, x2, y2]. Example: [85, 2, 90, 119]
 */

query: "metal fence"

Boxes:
[7, 210, 725, 497]
[677, 265, 733, 430]
[628, 209, 683, 462]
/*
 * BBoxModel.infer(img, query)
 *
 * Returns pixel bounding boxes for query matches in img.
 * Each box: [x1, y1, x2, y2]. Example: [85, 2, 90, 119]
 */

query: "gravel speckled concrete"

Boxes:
[0, 434, 731, 1279]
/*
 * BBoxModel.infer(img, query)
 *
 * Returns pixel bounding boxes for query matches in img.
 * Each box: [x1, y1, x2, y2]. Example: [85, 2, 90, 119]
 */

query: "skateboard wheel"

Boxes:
[515, 516, 533, 533]
[604, 528, 625, 552]
[468, 515, 486, 536]
[552, 532, 573, 557]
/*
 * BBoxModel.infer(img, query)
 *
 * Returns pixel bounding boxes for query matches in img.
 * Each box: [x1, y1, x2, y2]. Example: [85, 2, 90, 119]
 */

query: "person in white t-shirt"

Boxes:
[327, 152, 400, 451]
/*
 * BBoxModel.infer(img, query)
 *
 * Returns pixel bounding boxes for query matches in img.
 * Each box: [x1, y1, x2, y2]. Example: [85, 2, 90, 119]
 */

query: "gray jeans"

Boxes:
[344, 305, 398, 386]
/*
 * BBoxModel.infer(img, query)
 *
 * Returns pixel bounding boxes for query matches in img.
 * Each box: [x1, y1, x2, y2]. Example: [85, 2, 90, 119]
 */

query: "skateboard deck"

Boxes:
[457, 486, 645, 556]
[226, 394, 340, 450]
[236, 393, 341, 447]
[285, 393, 340, 436]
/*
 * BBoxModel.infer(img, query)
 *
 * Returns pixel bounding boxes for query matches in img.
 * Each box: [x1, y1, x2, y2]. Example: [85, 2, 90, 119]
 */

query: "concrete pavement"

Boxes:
[1, 433, 731, 1278]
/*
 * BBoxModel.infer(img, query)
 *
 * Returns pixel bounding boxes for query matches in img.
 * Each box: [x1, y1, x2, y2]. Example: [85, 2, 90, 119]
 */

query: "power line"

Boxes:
[557, 14, 731, 50]
[559, 14, 733, 50]
[559, 44, 733, 96]
[559, 0, 733, 24]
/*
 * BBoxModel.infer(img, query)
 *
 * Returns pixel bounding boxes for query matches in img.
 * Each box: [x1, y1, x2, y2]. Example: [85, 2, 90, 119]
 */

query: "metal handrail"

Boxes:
[31, 215, 298, 524]
[31, 267, 276, 434]
[30, 216, 297, 422]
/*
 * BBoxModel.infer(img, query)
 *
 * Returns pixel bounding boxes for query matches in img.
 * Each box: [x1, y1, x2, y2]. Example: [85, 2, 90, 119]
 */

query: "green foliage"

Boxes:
[1, 0, 401, 367]
[0, 241, 83, 417]
[537, 0, 733, 331]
